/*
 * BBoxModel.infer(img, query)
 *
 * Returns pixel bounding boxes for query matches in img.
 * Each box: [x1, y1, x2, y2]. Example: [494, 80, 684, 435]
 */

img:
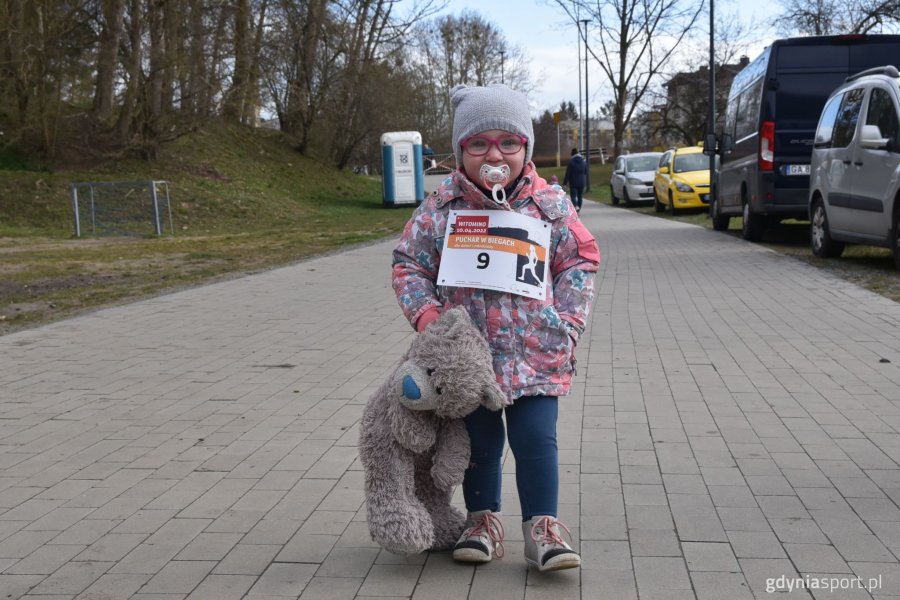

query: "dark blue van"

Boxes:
[713, 34, 900, 240]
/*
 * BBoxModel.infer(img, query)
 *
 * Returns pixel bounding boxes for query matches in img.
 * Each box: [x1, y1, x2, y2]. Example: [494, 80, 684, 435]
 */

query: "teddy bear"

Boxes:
[358, 307, 506, 554]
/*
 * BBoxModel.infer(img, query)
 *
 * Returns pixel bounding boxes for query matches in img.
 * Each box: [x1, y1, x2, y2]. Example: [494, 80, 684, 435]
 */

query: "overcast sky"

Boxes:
[400, 0, 782, 115]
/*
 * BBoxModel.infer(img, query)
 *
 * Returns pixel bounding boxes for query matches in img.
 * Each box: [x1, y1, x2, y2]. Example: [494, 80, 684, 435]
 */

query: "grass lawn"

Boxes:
[0, 123, 413, 334]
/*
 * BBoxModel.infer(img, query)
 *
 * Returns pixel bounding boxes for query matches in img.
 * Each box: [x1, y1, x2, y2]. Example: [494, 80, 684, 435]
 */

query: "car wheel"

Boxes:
[623, 188, 632, 207]
[710, 197, 730, 231]
[654, 190, 664, 213]
[610, 185, 619, 205]
[741, 192, 765, 242]
[668, 190, 678, 215]
[810, 200, 844, 258]
[893, 208, 900, 270]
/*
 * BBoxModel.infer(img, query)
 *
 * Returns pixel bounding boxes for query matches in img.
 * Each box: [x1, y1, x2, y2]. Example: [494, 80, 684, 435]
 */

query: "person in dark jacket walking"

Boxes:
[562, 148, 587, 211]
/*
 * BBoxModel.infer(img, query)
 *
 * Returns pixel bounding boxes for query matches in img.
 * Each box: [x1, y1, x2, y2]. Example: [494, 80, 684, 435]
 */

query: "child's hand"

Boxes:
[416, 307, 442, 332]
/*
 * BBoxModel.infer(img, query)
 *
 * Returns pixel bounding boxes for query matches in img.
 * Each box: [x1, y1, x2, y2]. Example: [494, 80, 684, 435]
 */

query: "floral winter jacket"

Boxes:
[392, 163, 600, 404]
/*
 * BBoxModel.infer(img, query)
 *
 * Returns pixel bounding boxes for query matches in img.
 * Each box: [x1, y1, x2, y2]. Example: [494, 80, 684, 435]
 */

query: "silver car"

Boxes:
[610, 152, 662, 206]
[808, 65, 900, 269]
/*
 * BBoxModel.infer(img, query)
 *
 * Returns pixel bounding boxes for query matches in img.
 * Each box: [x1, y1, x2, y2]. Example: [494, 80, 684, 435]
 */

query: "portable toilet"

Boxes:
[381, 131, 424, 207]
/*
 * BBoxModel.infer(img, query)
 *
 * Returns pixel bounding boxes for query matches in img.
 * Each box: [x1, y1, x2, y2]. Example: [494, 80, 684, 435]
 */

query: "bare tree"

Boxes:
[91, 0, 125, 123]
[775, 0, 900, 35]
[0, 1, 96, 156]
[553, 0, 704, 157]
[114, 0, 144, 142]
[645, 7, 760, 147]
[403, 10, 532, 154]
[260, 0, 332, 152]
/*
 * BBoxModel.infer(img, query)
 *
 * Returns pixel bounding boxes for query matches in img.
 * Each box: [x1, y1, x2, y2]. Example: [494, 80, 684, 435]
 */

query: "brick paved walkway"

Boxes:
[1, 201, 899, 599]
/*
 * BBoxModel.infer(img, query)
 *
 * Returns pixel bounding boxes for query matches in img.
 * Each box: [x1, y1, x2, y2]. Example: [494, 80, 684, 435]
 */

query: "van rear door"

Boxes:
[772, 45, 851, 206]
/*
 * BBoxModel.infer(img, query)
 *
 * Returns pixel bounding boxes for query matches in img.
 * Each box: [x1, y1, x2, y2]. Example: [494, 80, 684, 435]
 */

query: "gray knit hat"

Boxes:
[451, 83, 534, 165]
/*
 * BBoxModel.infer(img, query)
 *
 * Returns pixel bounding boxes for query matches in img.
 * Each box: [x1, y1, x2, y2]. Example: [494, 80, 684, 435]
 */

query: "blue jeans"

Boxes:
[570, 186, 584, 208]
[462, 395, 559, 521]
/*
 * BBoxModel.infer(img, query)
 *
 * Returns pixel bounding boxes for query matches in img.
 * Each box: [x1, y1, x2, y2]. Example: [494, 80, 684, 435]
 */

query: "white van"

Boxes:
[808, 66, 900, 269]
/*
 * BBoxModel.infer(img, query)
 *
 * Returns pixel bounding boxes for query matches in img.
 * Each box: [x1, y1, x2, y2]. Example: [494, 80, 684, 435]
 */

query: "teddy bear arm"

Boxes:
[430, 419, 470, 491]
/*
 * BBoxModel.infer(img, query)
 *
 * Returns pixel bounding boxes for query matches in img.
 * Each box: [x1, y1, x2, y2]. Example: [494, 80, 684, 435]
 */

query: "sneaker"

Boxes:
[522, 515, 581, 571]
[452, 510, 504, 563]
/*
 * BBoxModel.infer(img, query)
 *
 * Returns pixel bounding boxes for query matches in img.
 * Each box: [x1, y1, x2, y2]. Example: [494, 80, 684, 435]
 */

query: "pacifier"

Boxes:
[479, 163, 511, 204]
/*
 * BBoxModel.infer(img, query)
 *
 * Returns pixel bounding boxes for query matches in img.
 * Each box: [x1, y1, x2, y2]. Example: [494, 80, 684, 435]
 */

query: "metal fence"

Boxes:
[70, 180, 173, 237]
[424, 152, 456, 175]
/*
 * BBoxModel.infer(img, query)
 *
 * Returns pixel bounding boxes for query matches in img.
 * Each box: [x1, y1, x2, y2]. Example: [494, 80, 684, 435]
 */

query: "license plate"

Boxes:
[784, 164, 810, 176]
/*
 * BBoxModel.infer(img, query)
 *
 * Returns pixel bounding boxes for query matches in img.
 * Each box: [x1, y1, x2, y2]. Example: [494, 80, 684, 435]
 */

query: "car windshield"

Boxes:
[673, 153, 711, 173]
[626, 156, 659, 172]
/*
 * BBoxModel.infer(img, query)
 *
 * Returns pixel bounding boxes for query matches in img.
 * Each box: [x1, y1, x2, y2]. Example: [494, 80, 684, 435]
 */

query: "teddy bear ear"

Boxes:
[437, 307, 463, 328]
[481, 381, 506, 411]
[440, 307, 475, 339]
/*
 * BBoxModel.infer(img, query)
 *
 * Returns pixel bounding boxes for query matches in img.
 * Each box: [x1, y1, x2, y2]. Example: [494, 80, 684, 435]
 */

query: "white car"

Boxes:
[610, 152, 662, 206]
[808, 65, 900, 269]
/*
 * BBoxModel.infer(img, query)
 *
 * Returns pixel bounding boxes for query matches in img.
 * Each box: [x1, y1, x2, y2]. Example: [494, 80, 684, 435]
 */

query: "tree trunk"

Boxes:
[147, 0, 164, 142]
[244, 0, 269, 126]
[284, 0, 328, 153]
[205, 2, 230, 116]
[187, 0, 206, 115]
[115, 0, 143, 143]
[223, 0, 250, 122]
[91, 0, 126, 123]
[160, 0, 178, 115]
[1, 0, 31, 123]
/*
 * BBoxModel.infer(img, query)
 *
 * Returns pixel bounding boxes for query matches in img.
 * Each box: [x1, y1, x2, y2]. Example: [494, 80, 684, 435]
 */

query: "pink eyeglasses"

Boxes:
[460, 133, 526, 156]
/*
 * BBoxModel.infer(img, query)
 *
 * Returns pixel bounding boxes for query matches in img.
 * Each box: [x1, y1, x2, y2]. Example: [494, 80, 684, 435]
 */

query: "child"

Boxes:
[392, 84, 600, 571]
[550, 174, 559, 185]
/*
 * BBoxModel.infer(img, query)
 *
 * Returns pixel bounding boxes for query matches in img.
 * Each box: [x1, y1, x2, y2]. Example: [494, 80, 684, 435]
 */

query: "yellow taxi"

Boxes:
[653, 146, 713, 214]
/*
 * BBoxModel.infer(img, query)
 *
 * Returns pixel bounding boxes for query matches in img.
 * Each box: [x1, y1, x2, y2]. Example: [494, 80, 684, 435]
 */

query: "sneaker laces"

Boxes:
[530, 516, 571, 547]
[468, 512, 505, 558]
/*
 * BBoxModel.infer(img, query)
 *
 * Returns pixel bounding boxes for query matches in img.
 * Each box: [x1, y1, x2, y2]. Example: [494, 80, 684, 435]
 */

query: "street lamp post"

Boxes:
[577, 21, 582, 153]
[581, 19, 591, 192]
[707, 0, 716, 207]
[500, 50, 505, 84]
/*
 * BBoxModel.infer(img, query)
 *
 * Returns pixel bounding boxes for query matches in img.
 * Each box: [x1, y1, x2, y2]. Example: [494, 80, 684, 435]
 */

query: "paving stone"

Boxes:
[174, 532, 243, 561]
[690, 571, 754, 600]
[75, 572, 151, 599]
[247, 562, 317, 597]
[184, 574, 256, 600]
[783, 544, 852, 574]
[634, 556, 693, 592]
[299, 577, 364, 600]
[629, 529, 682, 557]
[140, 560, 216, 594]
[4, 543, 84, 574]
[708, 485, 757, 508]
[212, 544, 281, 575]
[716, 507, 771, 532]
[315, 546, 380, 578]
[682, 541, 740, 572]
[727, 531, 787, 559]
[770, 518, 829, 544]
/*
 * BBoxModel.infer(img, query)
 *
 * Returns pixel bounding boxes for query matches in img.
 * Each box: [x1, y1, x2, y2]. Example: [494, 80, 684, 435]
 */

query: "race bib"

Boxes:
[437, 210, 551, 301]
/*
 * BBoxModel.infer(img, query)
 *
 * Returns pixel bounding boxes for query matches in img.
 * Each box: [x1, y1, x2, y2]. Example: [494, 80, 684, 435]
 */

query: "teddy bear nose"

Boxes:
[401, 375, 421, 400]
